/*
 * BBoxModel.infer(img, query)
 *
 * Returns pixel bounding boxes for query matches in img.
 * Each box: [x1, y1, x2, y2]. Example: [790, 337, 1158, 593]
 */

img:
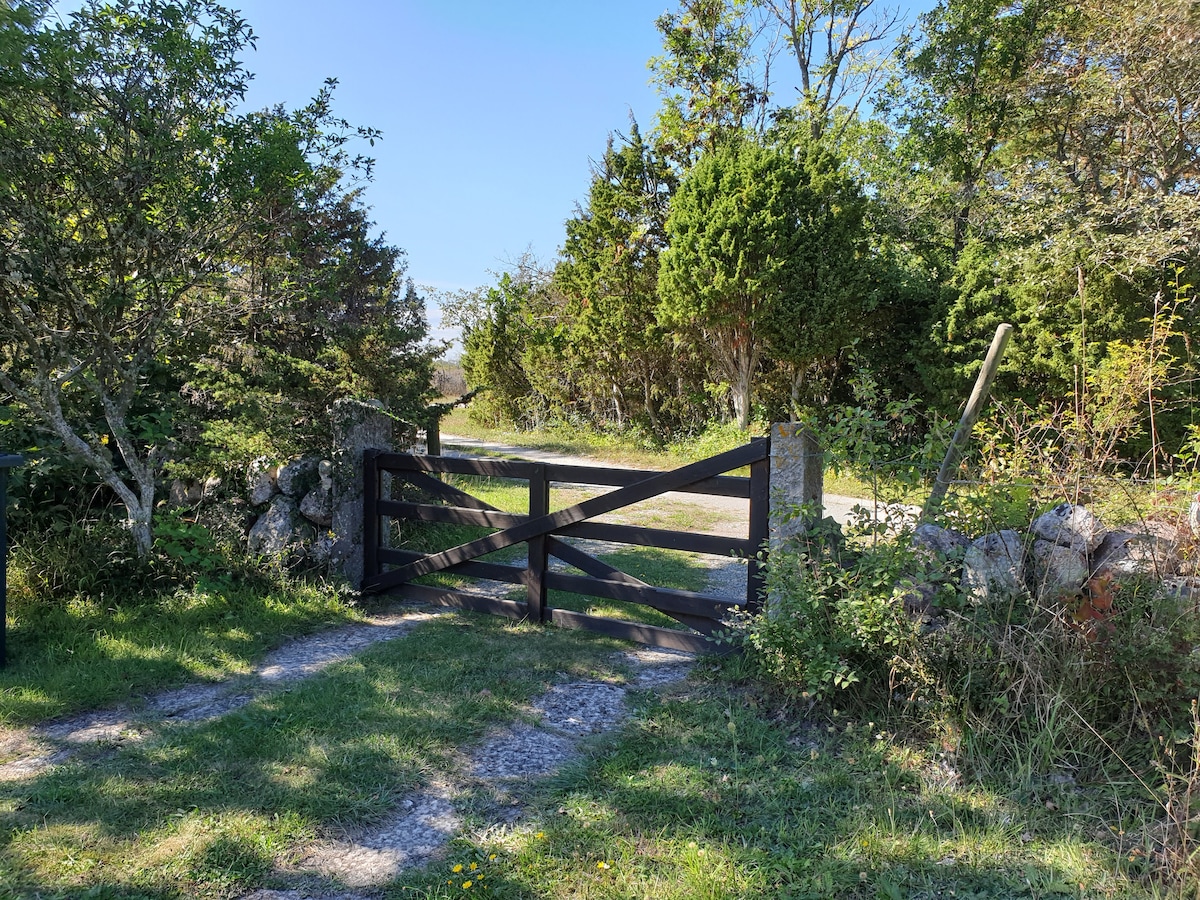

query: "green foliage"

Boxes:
[649, 0, 765, 166]
[660, 138, 870, 428]
[740, 520, 920, 700]
[0, 0, 436, 556]
[457, 267, 558, 428]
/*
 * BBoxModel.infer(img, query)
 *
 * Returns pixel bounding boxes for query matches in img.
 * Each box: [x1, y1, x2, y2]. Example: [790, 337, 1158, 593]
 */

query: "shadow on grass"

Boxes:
[0, 615, 629, 898]
[0, 576, 360, 725]
[398, 681, 1156, 900]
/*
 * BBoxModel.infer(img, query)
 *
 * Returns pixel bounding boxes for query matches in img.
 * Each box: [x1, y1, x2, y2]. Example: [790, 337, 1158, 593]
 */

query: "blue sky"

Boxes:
[232, 1, 670, 311]
[225, 0, 935, 350]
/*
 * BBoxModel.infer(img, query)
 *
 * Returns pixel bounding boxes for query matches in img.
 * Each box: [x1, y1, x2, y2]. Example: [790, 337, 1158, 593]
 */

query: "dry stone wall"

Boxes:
[916, 502, 1195, 615]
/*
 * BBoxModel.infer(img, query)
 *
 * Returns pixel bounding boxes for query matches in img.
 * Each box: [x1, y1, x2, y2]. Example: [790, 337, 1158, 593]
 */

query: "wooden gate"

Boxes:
[361, 439, 770, 653]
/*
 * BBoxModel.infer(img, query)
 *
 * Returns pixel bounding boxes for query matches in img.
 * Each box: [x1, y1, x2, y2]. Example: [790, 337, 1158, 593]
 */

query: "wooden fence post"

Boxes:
[526, 464, 550, 623]
[923, 323, 1013, 520]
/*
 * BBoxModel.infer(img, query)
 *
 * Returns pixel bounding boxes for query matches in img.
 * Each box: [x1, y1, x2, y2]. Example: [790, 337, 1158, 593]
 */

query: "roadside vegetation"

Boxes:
[3, 0, 1200, 897]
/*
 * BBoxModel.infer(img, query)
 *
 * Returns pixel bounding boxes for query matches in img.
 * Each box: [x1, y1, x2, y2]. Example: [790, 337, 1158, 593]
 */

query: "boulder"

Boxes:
[962, 530, 1027, 604]
[247, 496, 301, 557]
[299, 486, 333, 527]
[911, 523, 971, 563]
[1030, 539, 1089, 602]
[202, 474, 222, 498]
[168, 478, 202, 507]
[278, 456, 321, 498]
[1031, 503, 1107, 553]
[1092, 529, 1180, 582]
[311, 532, 335, 565]
[248, 457, 279, 506]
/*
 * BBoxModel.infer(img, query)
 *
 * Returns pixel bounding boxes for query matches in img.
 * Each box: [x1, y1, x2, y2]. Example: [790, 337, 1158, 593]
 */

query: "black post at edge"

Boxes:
[0, 454, 24, 668]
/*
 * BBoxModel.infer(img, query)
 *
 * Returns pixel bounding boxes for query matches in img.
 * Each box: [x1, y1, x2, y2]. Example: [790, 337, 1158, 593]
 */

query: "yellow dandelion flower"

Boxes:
[453, 864, 464, 873]
[535, 832, 545, 839]
[489, 854, 497, 861]
[597, 861, 610, 870]
[470, 862, 478, 871]
[462, 880, 473, 889]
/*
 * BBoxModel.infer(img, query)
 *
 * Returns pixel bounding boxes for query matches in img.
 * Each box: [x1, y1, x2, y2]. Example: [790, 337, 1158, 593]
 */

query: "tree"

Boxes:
[556, 122, 678, 432]
[757, 140, 870, 414]
[650, 0, 769, 166]
[0, 0, 385, 555]
[183, 182, 437, 466]
[659, 138, 866, 428]
[452, 261, 563, 429]
[890, 0, 1056, 261]
[759, 0, 902, 145]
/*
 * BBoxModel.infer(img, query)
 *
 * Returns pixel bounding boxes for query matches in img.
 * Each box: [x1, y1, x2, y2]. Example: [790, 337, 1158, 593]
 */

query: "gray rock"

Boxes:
[1031, 503, 1107, 553]
[1030, 539, 1089, 601]
[318, 458, 333, 491]
[202, 475, 221, 498]
[248, 496, 301, 557]
[311, 532, 335, 565]
[168, 479, 201, 507]
[247, 457, 278, 506]
[299, 486, 333, 527]
[962, 530, 1027, 604]
[1092, 529, 1180, 581]
[912, 523, 971, 562]
[277, 456, 321, 497]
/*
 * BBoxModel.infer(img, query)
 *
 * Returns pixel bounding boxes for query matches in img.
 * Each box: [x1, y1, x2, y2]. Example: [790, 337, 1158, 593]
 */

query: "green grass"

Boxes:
[440, 408, 886, 501]
[0, 612, 1165, 899]
[543, 546, 716, 630]
[0, 615, 630, 898]
[394, 667, 1158, 899]
[440, 408, 766, 472]
[0, 573, 360, 727]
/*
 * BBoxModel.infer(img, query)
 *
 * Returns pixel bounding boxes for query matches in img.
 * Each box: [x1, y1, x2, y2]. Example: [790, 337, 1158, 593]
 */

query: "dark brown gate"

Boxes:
[361, 439, 770, 653]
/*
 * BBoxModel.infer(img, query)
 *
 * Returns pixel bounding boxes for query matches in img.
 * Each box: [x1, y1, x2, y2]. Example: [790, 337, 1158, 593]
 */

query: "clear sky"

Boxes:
[232, 1, 671, 311]
[225, 0, 934, 350]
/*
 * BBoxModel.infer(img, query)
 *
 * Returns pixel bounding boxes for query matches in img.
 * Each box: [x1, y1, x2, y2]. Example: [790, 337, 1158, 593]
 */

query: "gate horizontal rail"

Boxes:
[361, 439, 770, 653]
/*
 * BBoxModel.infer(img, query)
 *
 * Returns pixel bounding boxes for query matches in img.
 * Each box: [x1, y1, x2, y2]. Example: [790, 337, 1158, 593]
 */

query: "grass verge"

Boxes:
[0, 615, 630, 898]
[0, 571, 361, 726]
[395, 662, 1158, 899]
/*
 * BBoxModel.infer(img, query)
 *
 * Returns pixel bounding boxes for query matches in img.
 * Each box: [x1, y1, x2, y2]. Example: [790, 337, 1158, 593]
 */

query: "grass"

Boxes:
[440, 407, 881, 500]
[0, 571, 361, 727]
[0, 607, 1165, 899]
[0, 615, 631, 898]
[391, 660, 1158, 899]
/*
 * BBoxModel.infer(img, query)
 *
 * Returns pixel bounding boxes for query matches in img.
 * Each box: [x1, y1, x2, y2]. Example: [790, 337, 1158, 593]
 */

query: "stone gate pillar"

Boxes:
[768, 423, 823, 551]
[330, 399, 394, 588]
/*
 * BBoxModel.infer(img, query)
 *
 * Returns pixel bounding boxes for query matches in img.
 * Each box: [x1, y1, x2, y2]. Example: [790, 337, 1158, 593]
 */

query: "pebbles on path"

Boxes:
[253, 646, 694, 899]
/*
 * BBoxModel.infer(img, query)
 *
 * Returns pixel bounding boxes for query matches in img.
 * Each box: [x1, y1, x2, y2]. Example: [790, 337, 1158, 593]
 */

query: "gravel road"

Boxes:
[439, 433, 896, 528]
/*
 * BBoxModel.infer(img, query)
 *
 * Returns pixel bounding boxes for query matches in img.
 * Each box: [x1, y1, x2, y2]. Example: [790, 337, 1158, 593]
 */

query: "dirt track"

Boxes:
[439, 433, 894, 529]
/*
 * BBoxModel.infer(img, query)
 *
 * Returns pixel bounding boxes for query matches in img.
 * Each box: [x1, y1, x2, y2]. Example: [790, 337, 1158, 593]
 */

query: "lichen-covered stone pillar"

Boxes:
[330, 399, 394, 588]
[768, 423, 823, 551]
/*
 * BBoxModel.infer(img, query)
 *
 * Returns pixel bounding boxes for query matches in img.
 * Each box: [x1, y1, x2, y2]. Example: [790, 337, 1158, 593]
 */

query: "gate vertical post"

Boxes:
[362, 449, 381, 586]
[768, 424, 824, 614]
[746, 439, 770, 616]
[526, 464, 550, 623]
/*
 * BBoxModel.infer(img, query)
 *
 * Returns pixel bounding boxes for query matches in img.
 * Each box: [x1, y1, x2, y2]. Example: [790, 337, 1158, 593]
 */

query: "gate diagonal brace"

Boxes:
[366, 440, 766, 593]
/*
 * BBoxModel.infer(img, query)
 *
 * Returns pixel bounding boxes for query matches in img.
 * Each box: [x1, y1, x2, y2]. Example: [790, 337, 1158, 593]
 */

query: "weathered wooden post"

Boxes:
[923, 323, 1013, 520]
[0, 453, 24, 667]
